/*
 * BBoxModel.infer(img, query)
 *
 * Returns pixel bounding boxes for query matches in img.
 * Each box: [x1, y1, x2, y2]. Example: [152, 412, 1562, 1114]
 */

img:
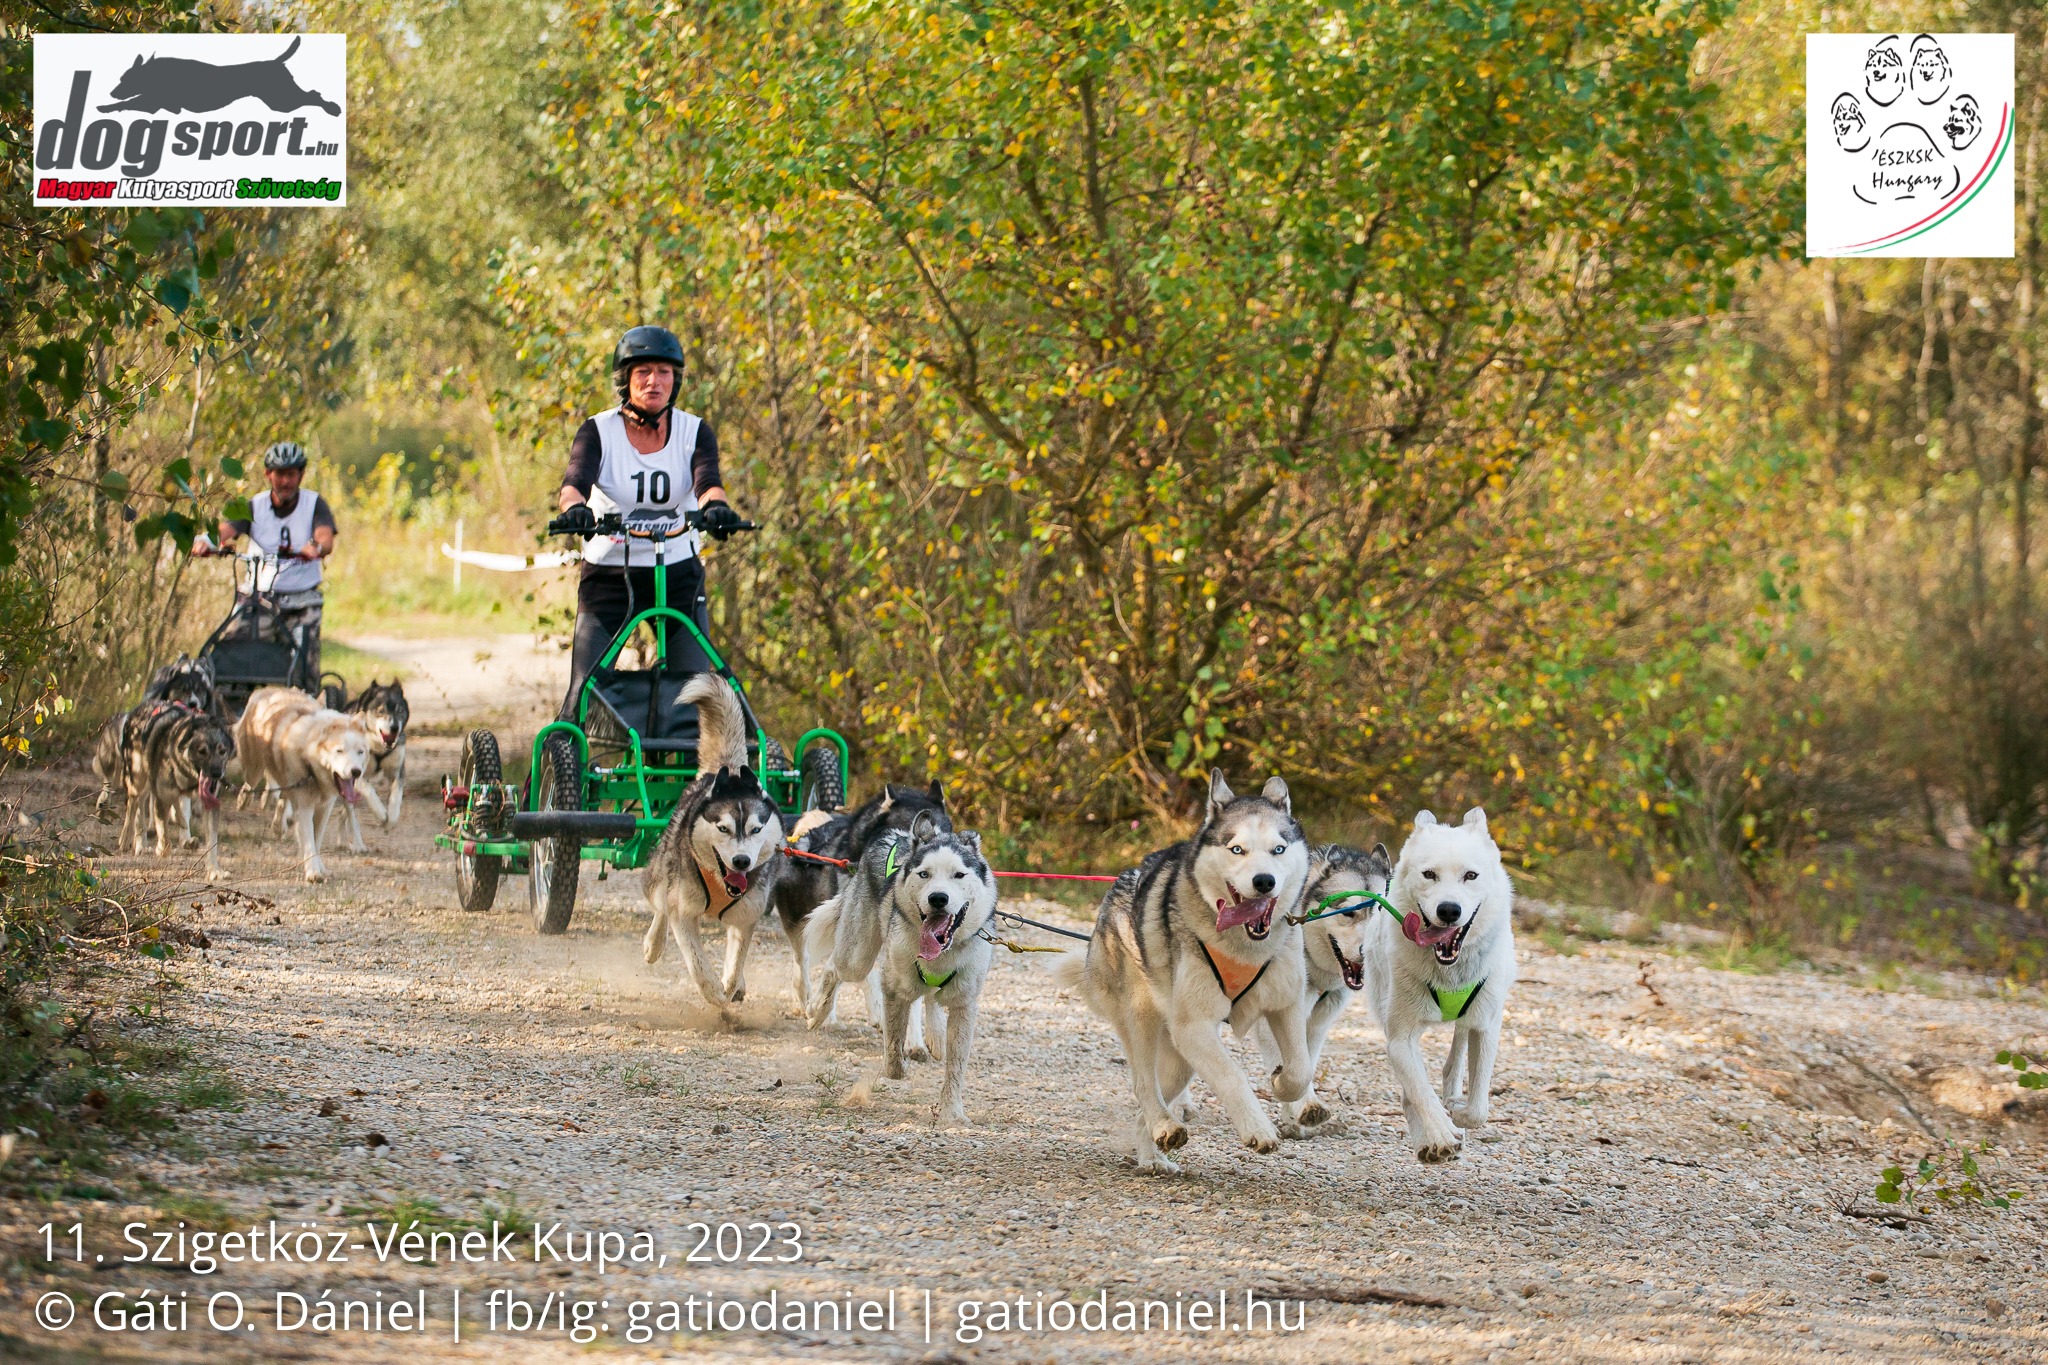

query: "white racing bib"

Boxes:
[583, 407, 702, 565]
[249, 488, 323, 594]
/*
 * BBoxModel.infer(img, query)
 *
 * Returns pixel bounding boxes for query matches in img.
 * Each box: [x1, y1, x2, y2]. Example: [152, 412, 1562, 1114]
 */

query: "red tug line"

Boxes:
[783, 843, 1116, 882]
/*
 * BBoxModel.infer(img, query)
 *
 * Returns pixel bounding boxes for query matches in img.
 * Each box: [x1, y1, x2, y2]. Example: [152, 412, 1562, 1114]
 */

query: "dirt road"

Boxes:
[5, 640, 2045, 1363]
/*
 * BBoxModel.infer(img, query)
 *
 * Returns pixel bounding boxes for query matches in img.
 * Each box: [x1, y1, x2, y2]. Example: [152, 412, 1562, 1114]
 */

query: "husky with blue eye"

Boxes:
[1052, 770, 1315, 1174]
[803, 811, 998, 1124]
[641, 676, 785, 1010]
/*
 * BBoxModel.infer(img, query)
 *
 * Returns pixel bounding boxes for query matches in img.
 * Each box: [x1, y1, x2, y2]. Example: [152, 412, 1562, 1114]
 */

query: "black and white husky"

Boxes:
[641, 676, 786, 1009]
[92, 653, 220, 825]
[1053, 770, 1316, 1172]
[1367, 808, 1518, 1163]
[773, 780, 951, 1023]
[803, 812, 997, 1124]
[1253, 841, 1390, 1137]
[345, 679, 409, 827]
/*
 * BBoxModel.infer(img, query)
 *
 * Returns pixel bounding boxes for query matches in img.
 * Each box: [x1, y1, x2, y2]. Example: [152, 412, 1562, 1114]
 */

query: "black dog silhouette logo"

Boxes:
[98, 37, 339, 117]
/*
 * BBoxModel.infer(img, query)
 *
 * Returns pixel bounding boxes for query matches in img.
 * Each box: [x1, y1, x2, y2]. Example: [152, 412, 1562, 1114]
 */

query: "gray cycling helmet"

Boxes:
[613, 325, 686, 415]
[263, 441, 308, 471]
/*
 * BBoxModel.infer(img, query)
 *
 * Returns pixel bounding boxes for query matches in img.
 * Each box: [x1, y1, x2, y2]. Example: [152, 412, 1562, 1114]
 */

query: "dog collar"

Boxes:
[1428, 978, 1485, 1022]
[1199, 941, 1271, 1004]
[916, 959, 956, 990]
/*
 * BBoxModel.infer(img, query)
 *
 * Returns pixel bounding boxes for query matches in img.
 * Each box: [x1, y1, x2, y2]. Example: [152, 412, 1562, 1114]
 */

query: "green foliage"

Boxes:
[1874, 1140, 2023, 1211]
[504, 0, 1799, 838]
[1995, 1049, 2048, 1091]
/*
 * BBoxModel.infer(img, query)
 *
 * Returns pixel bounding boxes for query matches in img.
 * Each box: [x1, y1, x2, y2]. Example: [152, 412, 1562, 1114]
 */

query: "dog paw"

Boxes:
[205, 869, 228, 884]
[1241, 1120, 1282, 1155]
[1270, 1065, 1311, 1104]
[1277, 1120, 1309, 1141]
[726, 984, 746, 1003]
[303, 869, 326, 884]
[906, 1045, 933, 1064]
[1151, 1119, 1189, 1154]
[938, 1104, 968, 1127]
[883, 1060, 907, 1081]
[1296, 1098, 1329, 1128]
[1135, 1152, 1182, 1175]
[1451, 1104, 1488, 1131]
[1413, 1125, 1463, 1163]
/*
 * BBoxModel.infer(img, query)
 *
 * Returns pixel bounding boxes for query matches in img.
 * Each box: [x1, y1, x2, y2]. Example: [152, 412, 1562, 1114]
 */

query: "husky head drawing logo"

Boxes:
[177, 714, 236, 811]
[1863, 35, 1906, 108]
[1909, 34, 1952, 105]
[690, 766, 783, 898]
[1391, 807, 1512, 967]
[314, 714, 372, 806]
[1306, 842, 1392, 991]
[1944, 93, 1984, 152]
[898, 811, 994, 960]
[1192, 769, 1308, 942]
[349, 679, 409, 752]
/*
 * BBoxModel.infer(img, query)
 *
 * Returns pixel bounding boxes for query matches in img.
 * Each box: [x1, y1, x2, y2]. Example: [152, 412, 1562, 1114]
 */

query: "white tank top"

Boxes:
[583, 407, 702, 565]
[249, 489, 323, 594]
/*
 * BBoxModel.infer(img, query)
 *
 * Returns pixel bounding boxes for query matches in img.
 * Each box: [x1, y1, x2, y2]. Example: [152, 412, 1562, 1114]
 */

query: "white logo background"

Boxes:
[33, 33, 347, 207]
[1806, 33, 2013, 258]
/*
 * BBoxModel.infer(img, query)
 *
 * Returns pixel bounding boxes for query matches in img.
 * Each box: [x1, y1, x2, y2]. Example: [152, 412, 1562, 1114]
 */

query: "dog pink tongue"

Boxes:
[1215, 896, 1272, 932]
[919, 920, 948, 960]
[1402, 911, 1458, 947]
[197, 778, 220, 811]
[339, 777, 360, 805]
[723, 869, 748, 896]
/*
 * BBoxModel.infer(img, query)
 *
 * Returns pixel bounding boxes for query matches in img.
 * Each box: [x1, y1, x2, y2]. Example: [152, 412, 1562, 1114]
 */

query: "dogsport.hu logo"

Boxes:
[32, 33, 346, 207]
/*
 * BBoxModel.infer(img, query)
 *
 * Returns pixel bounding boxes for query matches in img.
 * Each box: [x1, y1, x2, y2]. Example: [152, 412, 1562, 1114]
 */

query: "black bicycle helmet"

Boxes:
[263, 441, 308, 471]
[613, 325, 686, 419]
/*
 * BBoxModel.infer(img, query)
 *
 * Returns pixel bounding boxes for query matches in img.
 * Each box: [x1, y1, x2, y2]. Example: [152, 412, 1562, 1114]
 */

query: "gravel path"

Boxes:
[5, 653, 2045, 1362]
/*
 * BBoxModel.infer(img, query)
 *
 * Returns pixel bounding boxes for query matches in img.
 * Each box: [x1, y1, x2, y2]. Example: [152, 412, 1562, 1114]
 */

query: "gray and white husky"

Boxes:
[345, 679, 410, 828]
[641, 676, 786, 1009]
[1052, 770, 1315, 1173]
[1253, 841, 1391, 1137]
[1366, 807, 1518, 1163]
[803, 811, 997, 1124]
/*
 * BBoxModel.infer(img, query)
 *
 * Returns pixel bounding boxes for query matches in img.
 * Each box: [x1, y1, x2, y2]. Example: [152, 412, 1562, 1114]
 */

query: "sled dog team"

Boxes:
[649, 676, 1518, 1170]
[91, 657, 409, 884]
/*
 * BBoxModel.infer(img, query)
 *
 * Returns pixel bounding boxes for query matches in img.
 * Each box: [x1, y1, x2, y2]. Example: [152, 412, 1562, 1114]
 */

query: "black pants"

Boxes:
[562, 558, 714, 718]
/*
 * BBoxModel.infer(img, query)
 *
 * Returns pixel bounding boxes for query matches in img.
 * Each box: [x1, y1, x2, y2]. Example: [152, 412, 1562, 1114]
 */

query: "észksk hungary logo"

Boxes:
[32, 33, 346, 208]
[1806, 33, 2013, 258]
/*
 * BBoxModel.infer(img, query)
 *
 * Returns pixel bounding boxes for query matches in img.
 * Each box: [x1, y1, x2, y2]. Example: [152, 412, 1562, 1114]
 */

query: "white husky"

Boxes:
[1365, 807, 1518, 1163]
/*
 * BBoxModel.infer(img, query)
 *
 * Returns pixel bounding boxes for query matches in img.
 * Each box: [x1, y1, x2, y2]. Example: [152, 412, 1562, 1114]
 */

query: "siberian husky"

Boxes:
[1366, 807, 1518, 1163]
[345, 679, 410, 828]
[1052, 771, 1315, 1173]
[1253, 841, 1391, 1137]
[773, 780, 949, 1015]
[802, 812, 998, 1123]
[641, 675, 785, 1009]
[232, 686, 372, 883]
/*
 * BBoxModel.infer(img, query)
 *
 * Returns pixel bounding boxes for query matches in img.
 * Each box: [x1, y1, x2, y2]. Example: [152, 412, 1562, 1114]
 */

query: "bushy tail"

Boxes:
[803, 893, 845, 969]
[681, 674, 748, 773]
[1046, 946, 1090, 994]
[788, 808, 834, 843]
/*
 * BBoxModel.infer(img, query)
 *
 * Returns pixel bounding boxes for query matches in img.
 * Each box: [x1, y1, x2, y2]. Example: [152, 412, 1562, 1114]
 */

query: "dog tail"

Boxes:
[803, 893, 845, 967]
[1045, 946, 1090, 995]
[681, 674, 748, 774]
[788, 808, 834, 843]
[277, 36, 302, 63]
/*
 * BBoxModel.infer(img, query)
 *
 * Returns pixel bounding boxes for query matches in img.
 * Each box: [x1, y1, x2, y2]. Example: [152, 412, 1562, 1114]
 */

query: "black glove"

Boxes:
[698, 499, 742, 542]
[555, 503, 597, 537]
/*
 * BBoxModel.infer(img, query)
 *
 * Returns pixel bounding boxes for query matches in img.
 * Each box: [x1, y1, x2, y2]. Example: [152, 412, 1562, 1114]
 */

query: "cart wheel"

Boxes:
[759, 733, 790, 773]
[528, 732, 583, 935]
[798, 741, 845, 813]
[455, 729, 502, 913]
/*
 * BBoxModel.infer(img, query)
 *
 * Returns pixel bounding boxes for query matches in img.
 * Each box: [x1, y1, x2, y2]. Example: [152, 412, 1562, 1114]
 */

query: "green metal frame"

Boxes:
[436, 592, 848, 874]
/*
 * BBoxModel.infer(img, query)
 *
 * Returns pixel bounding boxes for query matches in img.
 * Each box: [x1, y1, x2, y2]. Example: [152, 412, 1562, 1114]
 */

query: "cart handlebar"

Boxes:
[546, 509, 760, 540]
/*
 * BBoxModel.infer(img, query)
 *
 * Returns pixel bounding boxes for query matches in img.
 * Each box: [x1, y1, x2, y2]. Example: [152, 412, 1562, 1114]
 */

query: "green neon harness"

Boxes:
[1294, 888, 1486, 1023]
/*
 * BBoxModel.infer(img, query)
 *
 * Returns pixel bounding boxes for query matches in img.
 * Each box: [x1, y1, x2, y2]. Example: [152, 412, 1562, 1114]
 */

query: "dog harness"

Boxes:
[916, 960, 956, 990]
[1428, 978, 1485, 1022]
[884, 834, 966, 986]
[1199, 942, 1271, 1004]
[696, 859, 741, 920]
